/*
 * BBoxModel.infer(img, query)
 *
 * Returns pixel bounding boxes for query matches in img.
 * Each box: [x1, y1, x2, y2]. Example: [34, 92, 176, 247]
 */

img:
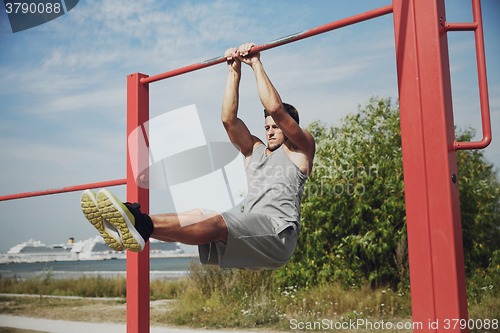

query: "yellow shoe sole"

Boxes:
[96, 189, 144, 252]
[80, 190, 124, 252]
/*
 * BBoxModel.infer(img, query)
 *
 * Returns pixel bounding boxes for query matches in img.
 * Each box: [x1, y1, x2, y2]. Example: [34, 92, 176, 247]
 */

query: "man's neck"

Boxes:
[266, 144, 282, 156]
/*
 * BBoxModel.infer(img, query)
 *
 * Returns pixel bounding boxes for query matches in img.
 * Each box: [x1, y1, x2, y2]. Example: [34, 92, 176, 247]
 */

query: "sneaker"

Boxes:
[80, 190, 125, 251]
[96, 189, 154, 252]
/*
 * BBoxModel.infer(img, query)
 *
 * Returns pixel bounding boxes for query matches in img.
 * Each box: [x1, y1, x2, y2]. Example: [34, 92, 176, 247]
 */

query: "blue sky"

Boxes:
[0, 0, 498, 253]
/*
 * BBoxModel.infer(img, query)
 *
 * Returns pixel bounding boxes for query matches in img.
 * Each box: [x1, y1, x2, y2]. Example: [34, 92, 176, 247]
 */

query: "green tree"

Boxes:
[276, 97, 500, 290]
[456, 129, 500, 276]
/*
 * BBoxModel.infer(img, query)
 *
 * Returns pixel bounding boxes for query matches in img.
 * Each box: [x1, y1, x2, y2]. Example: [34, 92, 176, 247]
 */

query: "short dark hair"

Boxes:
[264, 103, 299, 125]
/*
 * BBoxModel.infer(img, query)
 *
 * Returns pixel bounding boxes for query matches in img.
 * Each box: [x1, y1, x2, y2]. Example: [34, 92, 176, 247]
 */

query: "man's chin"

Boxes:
[267, 142, 282, 151]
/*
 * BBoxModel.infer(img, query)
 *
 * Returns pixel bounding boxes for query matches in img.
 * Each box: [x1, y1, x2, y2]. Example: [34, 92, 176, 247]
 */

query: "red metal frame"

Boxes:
[126, 73, 150, 333]
[392, 0, 490, 331]
[448, 0, 491, 151]
[0, 1, 492, 332]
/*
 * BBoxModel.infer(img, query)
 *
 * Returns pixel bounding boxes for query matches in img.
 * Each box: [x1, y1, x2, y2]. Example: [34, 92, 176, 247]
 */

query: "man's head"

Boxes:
[263, 103, 299, 124]
[264, 103, 299, 151]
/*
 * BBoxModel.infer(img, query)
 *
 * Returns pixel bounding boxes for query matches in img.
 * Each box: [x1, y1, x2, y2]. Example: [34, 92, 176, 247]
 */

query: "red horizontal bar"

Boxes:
[0, 178, 127, 202]
[445, 22, 478, 31]
[141, 4, 393, 84]
[454, 134, 491, 150]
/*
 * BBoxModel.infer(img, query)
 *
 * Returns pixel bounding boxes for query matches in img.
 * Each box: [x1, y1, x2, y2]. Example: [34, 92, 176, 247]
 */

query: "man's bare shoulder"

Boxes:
[239, 135, 263, 157]
[243, 136, 265, 169]
[250, 136, 265, 153]
[302, 128, 316, 146]
[284, 129, 315, 175]
[289, 129, 315, 155]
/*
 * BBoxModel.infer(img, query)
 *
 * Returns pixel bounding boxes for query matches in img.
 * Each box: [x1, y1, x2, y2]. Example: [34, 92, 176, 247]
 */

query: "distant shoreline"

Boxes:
[0, 252, 199, 265]
[1, 237, 194, 265]
[0, 256, 198, 280]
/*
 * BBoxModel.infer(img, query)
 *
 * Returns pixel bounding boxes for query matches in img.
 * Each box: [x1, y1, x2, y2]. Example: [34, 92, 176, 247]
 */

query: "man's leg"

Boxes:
[151, 210, 228, 245]
[147, 209, 202, 242]
[91, 189, 228, 251]
[150, 208, 203, 243]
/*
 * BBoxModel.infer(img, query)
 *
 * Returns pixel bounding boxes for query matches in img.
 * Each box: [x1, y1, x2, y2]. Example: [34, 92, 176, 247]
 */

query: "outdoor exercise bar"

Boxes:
[128, 5, 397, 333]
[0, 178, 126, 202]
[141, 4, 394, 84]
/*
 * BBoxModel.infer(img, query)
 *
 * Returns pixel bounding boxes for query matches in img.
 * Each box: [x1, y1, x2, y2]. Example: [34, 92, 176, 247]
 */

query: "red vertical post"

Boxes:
[393, 0, 469, 331]
[127, 73, 150, 333]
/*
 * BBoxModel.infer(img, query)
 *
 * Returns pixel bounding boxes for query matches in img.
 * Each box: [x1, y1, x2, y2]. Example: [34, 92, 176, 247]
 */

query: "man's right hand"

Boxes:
[224, 47, 241, 75]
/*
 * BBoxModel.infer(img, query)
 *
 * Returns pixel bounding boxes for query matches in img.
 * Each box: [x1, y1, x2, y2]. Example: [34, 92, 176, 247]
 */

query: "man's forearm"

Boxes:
[221, 71, 241, 123]
[251, 61, 282, 113]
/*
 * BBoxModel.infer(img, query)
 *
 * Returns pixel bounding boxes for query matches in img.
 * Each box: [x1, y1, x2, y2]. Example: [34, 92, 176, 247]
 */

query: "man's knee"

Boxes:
[185, 208, 204, 215]
[213, 213, 228, 243]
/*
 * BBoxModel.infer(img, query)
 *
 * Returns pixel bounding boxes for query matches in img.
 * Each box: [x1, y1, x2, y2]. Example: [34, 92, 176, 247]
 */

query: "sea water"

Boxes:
[0, 257, 197, 280]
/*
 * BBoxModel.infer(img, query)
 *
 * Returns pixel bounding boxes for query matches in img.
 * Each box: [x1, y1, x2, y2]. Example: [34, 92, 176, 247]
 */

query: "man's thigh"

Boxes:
[199, 212, 298, 270]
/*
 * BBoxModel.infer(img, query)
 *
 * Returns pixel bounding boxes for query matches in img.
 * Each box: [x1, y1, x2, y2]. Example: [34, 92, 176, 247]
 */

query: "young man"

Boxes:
[81, 43, 315, 270]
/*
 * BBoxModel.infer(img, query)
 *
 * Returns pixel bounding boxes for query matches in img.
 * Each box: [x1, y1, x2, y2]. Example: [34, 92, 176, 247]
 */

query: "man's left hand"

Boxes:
[237, 42, 260, 66]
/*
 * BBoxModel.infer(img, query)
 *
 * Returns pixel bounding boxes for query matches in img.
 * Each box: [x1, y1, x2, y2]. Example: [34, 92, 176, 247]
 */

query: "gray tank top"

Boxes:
[243, 144, 308, 228]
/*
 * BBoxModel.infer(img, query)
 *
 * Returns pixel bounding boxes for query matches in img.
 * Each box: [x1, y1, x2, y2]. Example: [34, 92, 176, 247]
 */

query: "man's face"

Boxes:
[265, 116, 286, 151]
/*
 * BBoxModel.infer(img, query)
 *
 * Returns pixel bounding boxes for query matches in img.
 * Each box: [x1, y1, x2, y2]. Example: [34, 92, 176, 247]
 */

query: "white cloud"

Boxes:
[48, 87, 124, 114]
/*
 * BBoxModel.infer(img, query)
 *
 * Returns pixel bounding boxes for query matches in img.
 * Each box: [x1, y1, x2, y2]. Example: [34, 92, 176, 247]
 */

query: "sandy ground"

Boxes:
[0, 315, 265, 333]
[0, 294, 271, 333]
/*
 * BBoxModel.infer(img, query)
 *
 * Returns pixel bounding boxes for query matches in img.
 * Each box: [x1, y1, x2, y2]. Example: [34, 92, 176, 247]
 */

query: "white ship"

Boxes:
[0, 237, 187, 264]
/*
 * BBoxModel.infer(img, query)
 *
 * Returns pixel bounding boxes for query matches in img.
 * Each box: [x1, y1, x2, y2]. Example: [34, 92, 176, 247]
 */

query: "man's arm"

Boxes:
[221, 47, 262, 157]
[237, 43, 314, 157]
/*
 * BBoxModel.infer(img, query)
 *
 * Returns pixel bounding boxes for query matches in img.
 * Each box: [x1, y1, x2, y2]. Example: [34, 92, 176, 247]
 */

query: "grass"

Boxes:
[1, 262, 498, 332]
[154, 262, 413, 330]
[0, 270, 127, 298]
[0, 269, 184, 300]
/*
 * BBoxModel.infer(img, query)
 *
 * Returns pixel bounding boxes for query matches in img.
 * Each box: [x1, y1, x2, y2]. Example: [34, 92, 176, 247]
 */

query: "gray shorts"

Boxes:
[198, 209, 299, 271]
